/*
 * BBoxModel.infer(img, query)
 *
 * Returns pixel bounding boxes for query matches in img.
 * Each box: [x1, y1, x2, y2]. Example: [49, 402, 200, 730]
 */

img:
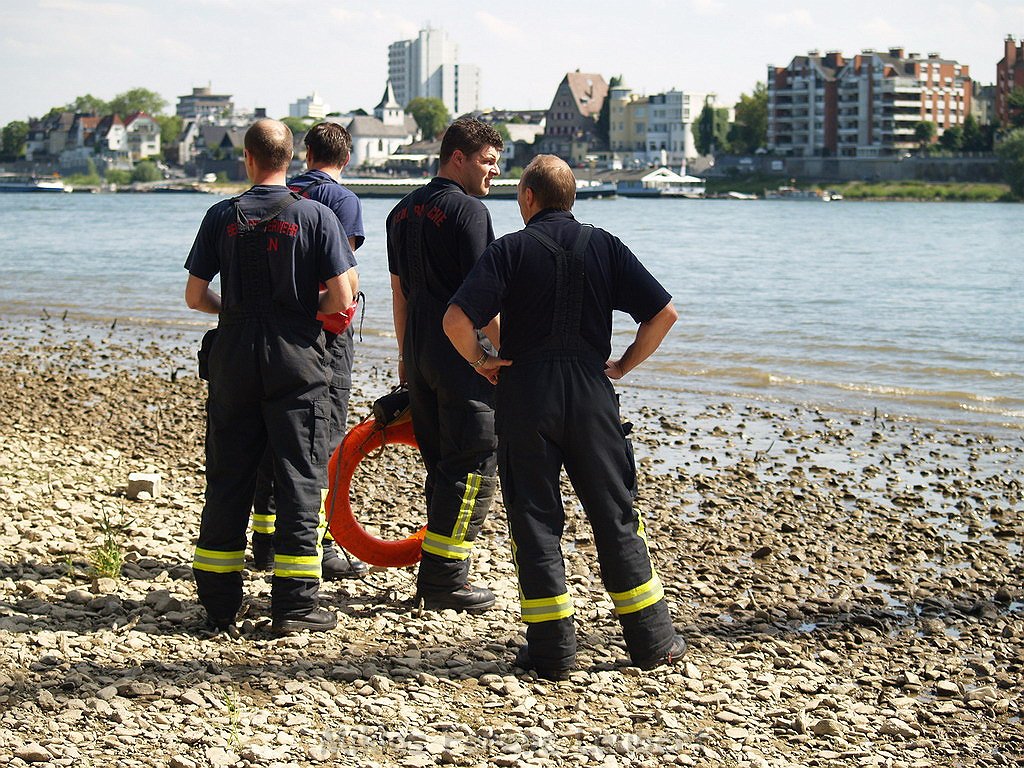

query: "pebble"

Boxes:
[0, 320, 1020, 767]
[15, 743, 52, 763]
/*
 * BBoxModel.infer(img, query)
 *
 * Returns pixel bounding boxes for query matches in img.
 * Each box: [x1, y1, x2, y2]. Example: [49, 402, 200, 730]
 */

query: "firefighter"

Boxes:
[185, 119, 354, 634]
[386, 118, 503, 611]
[443, 155, 687, 678]
[251, 121, 368, 581]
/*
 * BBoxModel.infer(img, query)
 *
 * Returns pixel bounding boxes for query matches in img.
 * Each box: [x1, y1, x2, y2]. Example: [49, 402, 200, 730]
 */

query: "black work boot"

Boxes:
[321, 539, 369, 580]
[634, 634, 688, 670]
[416, 583, 495, 612]
[514, 645, 572, 681]
[271, 607, 338, 635]
[251, 532, 273, 572]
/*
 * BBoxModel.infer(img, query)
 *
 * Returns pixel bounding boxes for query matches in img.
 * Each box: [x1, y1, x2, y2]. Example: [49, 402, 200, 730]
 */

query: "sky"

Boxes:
[2, 0, 1023, 126]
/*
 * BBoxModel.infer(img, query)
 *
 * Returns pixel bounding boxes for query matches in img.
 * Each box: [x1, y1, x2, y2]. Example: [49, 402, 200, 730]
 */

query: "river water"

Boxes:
[0, 192, 1020, 432]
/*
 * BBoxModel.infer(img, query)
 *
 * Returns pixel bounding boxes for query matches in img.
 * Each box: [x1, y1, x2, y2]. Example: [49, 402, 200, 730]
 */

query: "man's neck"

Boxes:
[249, 169, 287, 186]
[308, 164, 342, 182]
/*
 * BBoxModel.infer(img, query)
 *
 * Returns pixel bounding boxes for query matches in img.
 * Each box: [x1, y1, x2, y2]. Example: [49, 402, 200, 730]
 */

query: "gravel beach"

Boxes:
[0, 317, 1021, 768]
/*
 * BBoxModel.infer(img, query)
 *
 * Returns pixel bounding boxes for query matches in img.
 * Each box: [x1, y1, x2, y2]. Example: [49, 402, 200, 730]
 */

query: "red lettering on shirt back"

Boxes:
[267, 237, 279, 252]
[226, 218, 298, 238]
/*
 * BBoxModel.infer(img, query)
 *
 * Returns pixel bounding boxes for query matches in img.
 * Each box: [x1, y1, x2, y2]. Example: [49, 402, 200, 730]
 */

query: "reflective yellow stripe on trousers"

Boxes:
[273, 491, 327, 578]
[520, 591, 574, 623]
[609, 515, 664, 615]
[608, 573, 665, 615]
[421, 473, 481, 561]
[251, 512, 275, 536]
[193, 547, 245, 574]
[510, 539, 575, 623]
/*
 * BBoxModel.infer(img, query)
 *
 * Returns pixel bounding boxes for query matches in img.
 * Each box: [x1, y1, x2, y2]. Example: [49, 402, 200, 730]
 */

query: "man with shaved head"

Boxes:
[444, 154, 686, 679]
[185, 118, 355, 635]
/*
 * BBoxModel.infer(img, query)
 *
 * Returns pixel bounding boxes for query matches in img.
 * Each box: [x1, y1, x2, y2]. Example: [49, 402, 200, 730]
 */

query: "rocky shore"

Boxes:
[0, 317, 1021, 768]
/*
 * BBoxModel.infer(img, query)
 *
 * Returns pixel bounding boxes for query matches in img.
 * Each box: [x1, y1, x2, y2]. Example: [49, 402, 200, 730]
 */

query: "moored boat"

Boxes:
[0, 175, 73, 193]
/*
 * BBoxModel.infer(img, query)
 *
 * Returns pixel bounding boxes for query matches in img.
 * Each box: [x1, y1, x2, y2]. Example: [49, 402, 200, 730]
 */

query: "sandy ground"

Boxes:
[0, 317, 1021, 768]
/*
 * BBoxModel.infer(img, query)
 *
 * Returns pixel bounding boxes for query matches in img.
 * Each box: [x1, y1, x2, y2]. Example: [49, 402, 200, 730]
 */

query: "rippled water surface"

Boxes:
[0, 192, 1020, 431]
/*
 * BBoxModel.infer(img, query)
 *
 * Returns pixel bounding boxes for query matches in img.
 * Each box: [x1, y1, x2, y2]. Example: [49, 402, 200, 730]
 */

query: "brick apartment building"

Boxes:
[995, 35, 1024, 126]
[768, 48, 972, 157]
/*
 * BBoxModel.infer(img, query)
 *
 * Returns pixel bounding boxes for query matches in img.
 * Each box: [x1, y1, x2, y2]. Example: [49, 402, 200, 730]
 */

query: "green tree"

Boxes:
[914, 121, 936, 152]
[995, 127, 1024, 198]
[2, 120, 28, 159]
[131, 160, 162, 182]
[406, 97, 450, 140]
[281, 116, 313, 135]
[68, 93, 108, 115]
[726, 82, 768, 154]
[938, 125, 963, 152]
[1007, 86, 1024, 129]
[108, 87, 167, 117]
[961, 114, 985, 151]
[693, 103, 729, 155]
[105, 168, 131, 185]
[66, 158, 101, 187]
[155, 114, 183, 147]
[493, 123, 511, 143]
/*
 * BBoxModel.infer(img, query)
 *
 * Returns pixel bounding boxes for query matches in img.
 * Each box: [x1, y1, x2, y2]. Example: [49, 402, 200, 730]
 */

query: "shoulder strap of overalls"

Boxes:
[291, 178, 329, 198]
[405, 186, 448, 299]
[523, 223, 593, 257]
[231, 191, 302, 233]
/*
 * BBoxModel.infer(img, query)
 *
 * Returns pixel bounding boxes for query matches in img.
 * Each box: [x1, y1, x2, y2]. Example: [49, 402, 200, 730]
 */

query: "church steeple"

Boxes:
[375, 80, 404, 127]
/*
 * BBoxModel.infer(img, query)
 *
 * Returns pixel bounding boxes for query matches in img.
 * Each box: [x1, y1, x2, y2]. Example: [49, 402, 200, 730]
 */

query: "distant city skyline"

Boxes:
[1, 0, 1022, 127]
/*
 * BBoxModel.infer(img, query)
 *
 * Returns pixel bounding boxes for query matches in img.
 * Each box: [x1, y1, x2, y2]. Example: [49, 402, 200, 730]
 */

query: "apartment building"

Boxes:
[290, 91, 328, 120]
[608, 82, 713, 164]
[176, 86, 234, 125]
[996, 35, 1024, 125]
[768, 48, 972, 157]
[388, 27, 480, 117]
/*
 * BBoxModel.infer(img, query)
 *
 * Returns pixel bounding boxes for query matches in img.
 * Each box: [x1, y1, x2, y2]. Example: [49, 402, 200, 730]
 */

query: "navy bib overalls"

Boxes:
[497, 223, 677, 670]
[401, 194, 498, 591]
[193, 192, 331, 621]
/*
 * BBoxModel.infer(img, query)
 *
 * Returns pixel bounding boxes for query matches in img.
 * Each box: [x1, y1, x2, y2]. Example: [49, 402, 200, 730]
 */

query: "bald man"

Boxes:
[444, 155, 686, 679]
[185, 119, 354, 635]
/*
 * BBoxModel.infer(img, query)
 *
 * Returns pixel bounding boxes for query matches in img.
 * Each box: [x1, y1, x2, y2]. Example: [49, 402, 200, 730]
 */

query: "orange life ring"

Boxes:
[325, 415, 426, 567]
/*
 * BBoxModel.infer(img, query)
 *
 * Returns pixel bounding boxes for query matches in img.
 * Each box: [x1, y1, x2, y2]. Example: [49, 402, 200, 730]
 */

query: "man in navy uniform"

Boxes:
[185, 118, 354, 634]
[251, 121, 368, 581]
[386, 118, 503, 611]
[443, 154, 686, 678]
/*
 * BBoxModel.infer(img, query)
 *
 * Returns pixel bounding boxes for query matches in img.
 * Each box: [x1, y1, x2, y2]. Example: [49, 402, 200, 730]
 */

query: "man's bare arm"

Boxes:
[185, 274, 221, 314]
[605, 301, 678, 381]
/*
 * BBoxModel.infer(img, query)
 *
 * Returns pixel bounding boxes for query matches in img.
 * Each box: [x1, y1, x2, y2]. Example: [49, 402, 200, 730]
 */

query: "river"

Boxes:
[0, 192, 1020, 432]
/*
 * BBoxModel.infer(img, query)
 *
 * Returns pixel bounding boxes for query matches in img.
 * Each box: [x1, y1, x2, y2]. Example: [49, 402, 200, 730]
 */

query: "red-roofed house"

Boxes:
[542, 71, 608, 163]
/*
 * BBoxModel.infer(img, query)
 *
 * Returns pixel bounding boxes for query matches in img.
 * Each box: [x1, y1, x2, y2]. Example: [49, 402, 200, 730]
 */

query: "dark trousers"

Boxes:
[497, 358, 675, 669]
[253, 326, 353, 544]
[405, 303, 497, 590]
[193, 320, 330, 620]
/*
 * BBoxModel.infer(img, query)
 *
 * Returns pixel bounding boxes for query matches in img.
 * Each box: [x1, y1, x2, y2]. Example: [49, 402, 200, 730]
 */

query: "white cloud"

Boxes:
[766, 9, 814, 30]
[474, 11, 523, 42]
[690, 0, 725, 15]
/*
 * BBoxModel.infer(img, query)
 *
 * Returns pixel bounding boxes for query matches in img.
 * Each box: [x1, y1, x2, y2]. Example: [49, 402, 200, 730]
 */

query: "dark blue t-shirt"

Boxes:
[386, 177, 495, 305]
[288, 169, 365, 251]
[449, 209, 671, 362]
[185, 185, 355, 318]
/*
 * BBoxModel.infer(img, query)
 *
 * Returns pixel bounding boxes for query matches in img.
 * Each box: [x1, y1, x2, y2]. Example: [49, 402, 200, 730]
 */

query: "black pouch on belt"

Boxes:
[372, 385, 411, 427]
[197, 328, 218, 381]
